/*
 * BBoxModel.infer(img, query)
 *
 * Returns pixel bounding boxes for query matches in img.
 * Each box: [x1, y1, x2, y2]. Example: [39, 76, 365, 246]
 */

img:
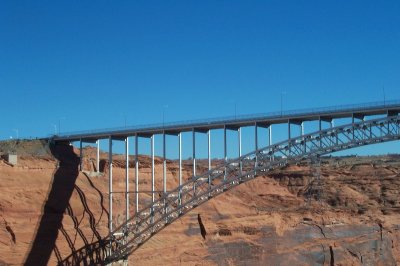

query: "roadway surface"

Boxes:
[51, 100, 400, 142]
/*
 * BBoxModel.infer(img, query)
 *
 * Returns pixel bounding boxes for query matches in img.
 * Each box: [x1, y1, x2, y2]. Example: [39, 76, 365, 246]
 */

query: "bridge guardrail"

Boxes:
[49, 99, 400, 139]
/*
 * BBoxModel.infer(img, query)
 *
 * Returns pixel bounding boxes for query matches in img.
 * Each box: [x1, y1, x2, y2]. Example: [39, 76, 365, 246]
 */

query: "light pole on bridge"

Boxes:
[234, 101, 237, 120]
[280, 91, 286, 116]
[162, 105, 168, 128]
[119, 113, 127, 128]
[13, 129, 19, 139]
[58, 117, 66, 134]
[383, 86, 386, 106]
[52, 124, 57, 135]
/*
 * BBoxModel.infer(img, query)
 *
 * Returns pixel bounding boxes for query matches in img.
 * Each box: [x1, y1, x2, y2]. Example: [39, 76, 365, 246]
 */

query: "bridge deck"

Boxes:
[51, 100, 400, 142]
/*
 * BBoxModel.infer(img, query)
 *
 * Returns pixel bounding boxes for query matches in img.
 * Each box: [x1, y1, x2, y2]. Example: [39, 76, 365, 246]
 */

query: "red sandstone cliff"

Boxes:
[0, 140, 399, 265]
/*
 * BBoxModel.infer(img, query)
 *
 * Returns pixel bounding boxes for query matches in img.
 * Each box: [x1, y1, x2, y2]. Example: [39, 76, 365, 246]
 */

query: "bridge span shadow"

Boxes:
[24, 142, 109, 265]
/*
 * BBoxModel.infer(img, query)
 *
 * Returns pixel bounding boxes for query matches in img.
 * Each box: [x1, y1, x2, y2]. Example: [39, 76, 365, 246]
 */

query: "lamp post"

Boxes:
[13, 129, 19, 139]
[119, 113, 127, 128]
[229, 99, 237, 120]
[162, 105, 168, 128]
[234, 102, 237, 120]
[58, 117, 66, 134]
[383, 86, 386, 106]
[280, 91, 286, 116]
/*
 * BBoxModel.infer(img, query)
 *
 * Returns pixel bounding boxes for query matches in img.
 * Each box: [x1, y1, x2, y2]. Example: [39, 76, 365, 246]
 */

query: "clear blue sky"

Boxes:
[1, 1, 400, 156]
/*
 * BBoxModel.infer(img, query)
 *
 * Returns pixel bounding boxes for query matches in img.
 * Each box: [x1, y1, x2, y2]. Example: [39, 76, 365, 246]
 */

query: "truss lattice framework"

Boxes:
[60, 115, 400, 265]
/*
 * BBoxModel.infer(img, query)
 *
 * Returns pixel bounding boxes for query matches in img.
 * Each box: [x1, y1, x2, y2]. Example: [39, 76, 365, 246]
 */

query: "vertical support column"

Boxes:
[336, 119, 340, 145]
[192, 129, 197, 195]
[151, 135, 155, 206]
[269, 125, 273, 161]
[288, 120, 291, 157]
[370, 122, 373, 139]
[150, 134, 155, 226]
[192, 129, 196, 177]
[224, 125, 227, 184]
[178, 133, 182, 187]
[387, 115, 390, 136]
[301, 122, 306, 153]
[108, 136, 113, 233]
[96, 140, 100, 173]
[79, 139, 83, 171]
[352, 114, 355, 141]
[238, 127, 242, 174]
[162, 131, 167, 221]
[208, 129, 212, 197]
[385, 112, 391, 136]
[269, 125, 272, 146]
[178, 133, 182, 213]
[254, 123, 258, 175]
[238, 128, 242, 158]
[208, 130, 211, 172]
[319, 118, 322, 148]
[255, 123, 258, 151]
[125, 137, 129, 224]
[163, 131, 167, 194]
[135, 134, 139, 213]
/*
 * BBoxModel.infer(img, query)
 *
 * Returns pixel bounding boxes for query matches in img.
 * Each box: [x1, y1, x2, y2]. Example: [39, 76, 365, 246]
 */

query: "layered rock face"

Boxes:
[130, 156, 400, 266]
[0, 140, 399, 265]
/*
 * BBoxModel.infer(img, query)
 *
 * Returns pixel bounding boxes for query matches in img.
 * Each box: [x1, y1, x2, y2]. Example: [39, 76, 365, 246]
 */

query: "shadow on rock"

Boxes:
[24, 142, 109, 265]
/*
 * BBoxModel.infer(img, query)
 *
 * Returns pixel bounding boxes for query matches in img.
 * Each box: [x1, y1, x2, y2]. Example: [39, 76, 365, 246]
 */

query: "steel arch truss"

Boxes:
[62, 115, 400, 264]
[261, 116, 400, 162]
[105, 115, 400, 262]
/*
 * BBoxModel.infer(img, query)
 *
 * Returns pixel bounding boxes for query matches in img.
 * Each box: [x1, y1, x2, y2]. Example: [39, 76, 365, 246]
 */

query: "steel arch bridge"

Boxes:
[58, 112, 400, 265]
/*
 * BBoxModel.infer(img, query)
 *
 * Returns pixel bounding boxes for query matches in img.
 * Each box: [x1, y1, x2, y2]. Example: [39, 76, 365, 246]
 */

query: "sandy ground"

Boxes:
[0, 140, 400, 265]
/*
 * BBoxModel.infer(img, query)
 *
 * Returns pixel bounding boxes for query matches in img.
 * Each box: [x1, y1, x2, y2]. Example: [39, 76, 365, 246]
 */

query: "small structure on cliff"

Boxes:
[5, 154, 17, 165]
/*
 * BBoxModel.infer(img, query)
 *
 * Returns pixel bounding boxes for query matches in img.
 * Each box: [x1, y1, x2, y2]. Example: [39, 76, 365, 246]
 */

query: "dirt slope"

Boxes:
[0, 140, 399, 265]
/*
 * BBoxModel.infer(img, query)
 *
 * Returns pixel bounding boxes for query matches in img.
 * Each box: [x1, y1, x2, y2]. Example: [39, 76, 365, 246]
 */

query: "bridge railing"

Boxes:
[50, 99, 400, 139]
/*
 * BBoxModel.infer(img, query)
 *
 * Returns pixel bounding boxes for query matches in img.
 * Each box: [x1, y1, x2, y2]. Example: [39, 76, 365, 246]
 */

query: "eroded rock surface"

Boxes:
[0, 141, 399, 265]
